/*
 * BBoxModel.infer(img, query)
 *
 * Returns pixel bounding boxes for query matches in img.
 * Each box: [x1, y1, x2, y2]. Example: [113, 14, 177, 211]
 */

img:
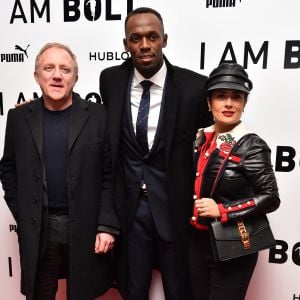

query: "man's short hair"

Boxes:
[35, 42, 78, 76]
[125, 7, 164, 32]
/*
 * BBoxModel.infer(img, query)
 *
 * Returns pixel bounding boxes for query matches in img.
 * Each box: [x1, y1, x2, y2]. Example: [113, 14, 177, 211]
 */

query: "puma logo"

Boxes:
[15, 44, 30, 58]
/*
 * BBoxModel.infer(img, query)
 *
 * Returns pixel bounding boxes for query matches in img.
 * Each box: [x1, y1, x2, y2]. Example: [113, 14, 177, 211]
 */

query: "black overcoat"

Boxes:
[99, 57, 213, 295]
[0, 94, 119, 300]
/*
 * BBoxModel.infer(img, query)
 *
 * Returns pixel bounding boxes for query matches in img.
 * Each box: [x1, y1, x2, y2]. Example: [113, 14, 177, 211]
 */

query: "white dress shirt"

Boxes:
[130, 61, 167, 150]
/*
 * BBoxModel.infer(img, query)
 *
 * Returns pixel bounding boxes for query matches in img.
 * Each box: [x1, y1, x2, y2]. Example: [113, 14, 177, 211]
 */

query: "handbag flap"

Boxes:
[211, 215, 270, 241]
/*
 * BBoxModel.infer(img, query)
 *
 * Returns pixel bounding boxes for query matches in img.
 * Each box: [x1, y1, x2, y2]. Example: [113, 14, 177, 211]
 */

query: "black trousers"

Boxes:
[189, 228, 258, 300]
[126, 195, 184, 300]
[33, 214, 69, 300]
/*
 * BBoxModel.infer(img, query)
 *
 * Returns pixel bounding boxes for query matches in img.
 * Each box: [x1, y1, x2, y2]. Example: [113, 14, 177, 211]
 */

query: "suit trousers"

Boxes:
[127, 194, 183, 300]
[189, 228, 258, 300]
[33, 214, 69, 300]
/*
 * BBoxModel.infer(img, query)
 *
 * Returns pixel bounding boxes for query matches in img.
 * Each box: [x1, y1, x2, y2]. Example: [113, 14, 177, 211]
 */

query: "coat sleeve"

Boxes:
[99, 69, 110, 106]
[99, 71, 105, 104]
[0, 109, 19, 222]
[218, 137, 281, 223]
[97, 114, 120, 232]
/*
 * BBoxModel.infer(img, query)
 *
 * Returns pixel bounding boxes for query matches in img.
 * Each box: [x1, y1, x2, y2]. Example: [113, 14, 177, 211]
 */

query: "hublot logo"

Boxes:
[89, 51, 130, 61]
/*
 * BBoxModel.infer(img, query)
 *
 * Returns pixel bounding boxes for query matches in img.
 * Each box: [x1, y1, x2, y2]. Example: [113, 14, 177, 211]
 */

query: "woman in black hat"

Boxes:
[189, 63, 280, 300]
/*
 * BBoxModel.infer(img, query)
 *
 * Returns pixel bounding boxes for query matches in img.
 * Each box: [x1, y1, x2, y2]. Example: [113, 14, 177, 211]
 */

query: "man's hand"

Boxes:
[94, 232, 115, 254]
[15, 99, 34, 108]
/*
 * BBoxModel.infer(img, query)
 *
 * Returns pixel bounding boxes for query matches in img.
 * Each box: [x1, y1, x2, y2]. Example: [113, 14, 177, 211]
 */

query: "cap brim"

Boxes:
[207, 82, 250, 94]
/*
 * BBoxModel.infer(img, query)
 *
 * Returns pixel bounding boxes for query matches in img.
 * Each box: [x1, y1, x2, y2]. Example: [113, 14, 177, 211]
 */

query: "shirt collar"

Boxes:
[132, 60, 167, 88]
[203, 122, 251, 138]
[195, 122, 252, 151]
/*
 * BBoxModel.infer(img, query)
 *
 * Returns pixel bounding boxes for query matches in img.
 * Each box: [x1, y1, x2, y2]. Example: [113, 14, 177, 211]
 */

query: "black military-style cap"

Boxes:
[206, 63, 253, 94]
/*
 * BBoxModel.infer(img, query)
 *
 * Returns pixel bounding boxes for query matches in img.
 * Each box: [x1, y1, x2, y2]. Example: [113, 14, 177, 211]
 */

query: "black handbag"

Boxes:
[206, 135, 276, 261]
[209, 215, 276, 262]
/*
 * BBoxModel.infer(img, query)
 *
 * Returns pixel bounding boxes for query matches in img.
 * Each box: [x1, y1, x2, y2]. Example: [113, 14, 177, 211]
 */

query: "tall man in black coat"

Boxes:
[0, 43, 119, 300]
[100, 7, 213, 300]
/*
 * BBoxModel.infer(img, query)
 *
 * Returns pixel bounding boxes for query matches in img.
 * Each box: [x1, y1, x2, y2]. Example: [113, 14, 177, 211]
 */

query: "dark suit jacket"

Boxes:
[100, 57, 213, 295]
[0, 94, 119, 300]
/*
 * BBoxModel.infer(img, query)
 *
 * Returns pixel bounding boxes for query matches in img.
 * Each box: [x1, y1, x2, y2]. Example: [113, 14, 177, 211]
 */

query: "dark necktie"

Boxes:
[136, 80, 153, 154]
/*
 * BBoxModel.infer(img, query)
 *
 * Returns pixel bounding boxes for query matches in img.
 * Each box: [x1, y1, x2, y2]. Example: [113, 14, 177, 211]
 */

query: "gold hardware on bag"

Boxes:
[236, 220, 251, 249]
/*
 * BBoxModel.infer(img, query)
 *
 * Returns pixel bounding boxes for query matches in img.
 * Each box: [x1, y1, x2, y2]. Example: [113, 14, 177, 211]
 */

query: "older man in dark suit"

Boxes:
[99, 7, 213, 300]
[0, 42, 119, 300]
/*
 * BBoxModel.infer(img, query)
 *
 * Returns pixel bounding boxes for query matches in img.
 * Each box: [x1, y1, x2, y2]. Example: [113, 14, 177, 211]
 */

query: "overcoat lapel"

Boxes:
[27, 98, 44, 158]
[68, 94, 89, 153]
[108, 61, 133, 160]
[163, 63, 180, 167]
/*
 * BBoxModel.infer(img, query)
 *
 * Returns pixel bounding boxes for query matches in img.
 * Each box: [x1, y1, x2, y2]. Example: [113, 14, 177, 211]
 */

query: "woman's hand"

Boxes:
[194, 198, 221, 218]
